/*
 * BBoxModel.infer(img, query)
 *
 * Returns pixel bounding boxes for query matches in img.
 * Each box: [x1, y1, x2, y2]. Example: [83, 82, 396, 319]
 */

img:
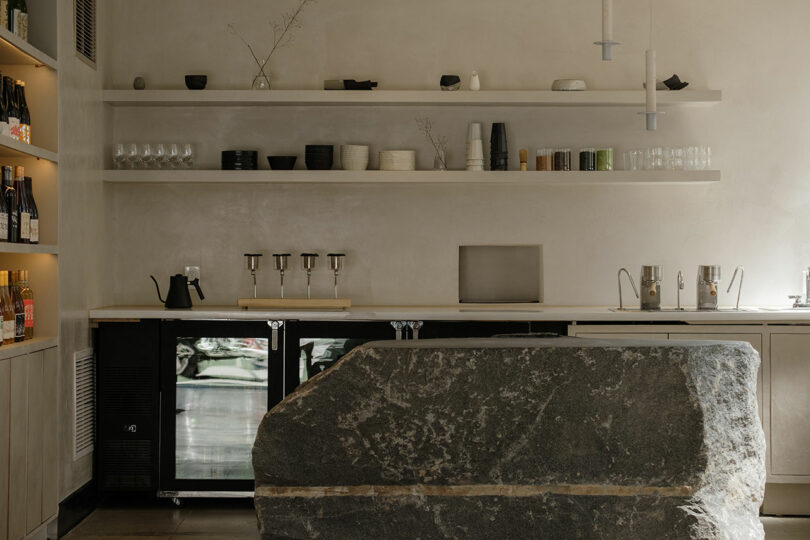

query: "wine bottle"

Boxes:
[3, 166, 16, 242]
[11, 270, 24, 342]
[17, 81, 29, 143]
[0, 72, 7, 139]
[0, 1, 8, 32]
[13, 166, 27, 243]
[14, 0, 26, 41]
[0, 271, 13, 345]
[20, 269, 31, 339]
[25, 176, 36, 243]
[0, 170, 8, 243]
[5, 0, 13, 33]
[5, 77, 19, 141]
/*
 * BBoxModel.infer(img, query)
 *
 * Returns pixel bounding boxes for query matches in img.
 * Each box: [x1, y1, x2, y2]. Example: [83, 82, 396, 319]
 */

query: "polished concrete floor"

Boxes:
[62, 498, 810, 539]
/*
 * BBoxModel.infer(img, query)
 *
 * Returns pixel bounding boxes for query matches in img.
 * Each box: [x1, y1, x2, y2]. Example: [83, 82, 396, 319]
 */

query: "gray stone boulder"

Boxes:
[253, 337, 765, 539]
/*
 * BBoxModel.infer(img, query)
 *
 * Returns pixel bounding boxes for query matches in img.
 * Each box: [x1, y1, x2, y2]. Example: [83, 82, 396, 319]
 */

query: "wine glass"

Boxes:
[139, 143, 153, 169]
[153, 143, 166, 169]
[181, 144, 194, 169]
[168, 143, 181, 169]
[126, 143, 140, 169]
[112, 143, 126, 169]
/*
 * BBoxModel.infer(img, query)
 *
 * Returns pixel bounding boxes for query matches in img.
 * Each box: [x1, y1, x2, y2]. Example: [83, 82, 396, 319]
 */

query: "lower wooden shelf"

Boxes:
[0, 336, 57, 362]
[103, 169, 720, 185]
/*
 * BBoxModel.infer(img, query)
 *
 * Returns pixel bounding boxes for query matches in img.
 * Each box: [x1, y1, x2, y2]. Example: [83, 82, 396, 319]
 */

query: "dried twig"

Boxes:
[416, 117, 449, 169]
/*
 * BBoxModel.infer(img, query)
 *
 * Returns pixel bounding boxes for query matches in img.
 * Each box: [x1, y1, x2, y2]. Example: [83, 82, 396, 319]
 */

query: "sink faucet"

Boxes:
[676, 270, 684, 310]
[617, 268, 639, 311]
[726, 266, 744, 310]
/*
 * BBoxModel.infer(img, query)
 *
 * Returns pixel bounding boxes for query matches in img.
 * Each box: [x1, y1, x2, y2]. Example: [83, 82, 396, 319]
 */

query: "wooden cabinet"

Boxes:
[769, 334, 810, 477]
[1, 347, 58, 540]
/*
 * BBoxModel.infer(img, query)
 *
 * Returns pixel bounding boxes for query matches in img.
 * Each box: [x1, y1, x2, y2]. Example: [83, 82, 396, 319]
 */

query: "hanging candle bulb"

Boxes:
[594, 0, 620, 60]
[641, 0, 662, 130]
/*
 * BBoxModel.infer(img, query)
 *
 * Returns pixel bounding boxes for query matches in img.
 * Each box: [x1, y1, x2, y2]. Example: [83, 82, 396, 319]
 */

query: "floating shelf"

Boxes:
[0, 135, 58, 162]
[0, 336, 58, 362]
[103, 169, 720, 185]
[102, 89, 722, 108]
[0, 242, 58, 255]
[0, 27, 57, 70]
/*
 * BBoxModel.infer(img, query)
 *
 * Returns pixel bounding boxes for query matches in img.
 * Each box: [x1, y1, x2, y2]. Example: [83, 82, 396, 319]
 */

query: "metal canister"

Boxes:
[697, 265, 721, 310]
[640, 265, 663, 311]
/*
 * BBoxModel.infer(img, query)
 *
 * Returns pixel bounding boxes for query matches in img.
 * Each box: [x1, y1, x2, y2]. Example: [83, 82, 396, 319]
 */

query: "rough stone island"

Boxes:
[253, 337, 765, 539]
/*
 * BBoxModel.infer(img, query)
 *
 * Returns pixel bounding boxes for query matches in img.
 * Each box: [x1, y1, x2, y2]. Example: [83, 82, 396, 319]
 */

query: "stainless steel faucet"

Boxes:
[727, 266, 744, 310]
[676, 270, 684, 310]
[617, 268, 639, 310]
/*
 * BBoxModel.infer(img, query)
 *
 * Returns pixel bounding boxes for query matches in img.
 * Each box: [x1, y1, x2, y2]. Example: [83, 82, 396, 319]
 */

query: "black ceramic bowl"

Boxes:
[185, 75, 208, 90]
[267, 155, 297, 170]
[305, 157, 333, 170]
[305, 145, 333, 153]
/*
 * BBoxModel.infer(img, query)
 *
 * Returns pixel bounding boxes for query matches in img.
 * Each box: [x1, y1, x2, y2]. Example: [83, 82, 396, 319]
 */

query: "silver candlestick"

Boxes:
[327, 253, 345, 299]
[244, 253, 263, 299]
[272, 253, 290, 298]
[300, 253, 319, 299]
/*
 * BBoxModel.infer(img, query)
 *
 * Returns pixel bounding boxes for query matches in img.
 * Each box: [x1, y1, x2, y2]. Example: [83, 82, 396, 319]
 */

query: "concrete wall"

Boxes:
[102, 0, 808, 308]
[59, 0, 107, 499]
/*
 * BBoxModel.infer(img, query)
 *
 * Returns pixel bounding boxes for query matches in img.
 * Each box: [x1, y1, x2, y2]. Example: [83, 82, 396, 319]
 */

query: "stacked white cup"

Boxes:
[341, 145, 370, 170]
[467, 122, 484, 171]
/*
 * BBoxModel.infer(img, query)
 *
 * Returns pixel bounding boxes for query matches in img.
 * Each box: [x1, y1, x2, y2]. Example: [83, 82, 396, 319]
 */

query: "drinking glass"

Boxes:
[699, 145, 712, 170]
[125, 143, 140, 169]
[168, 143, 181, 169]
[181, 144, 194, 169]
[624, 149, 642, 171]
[112, 143, 126, 169]
[684, 146, 698, 170]
[153, 143, 166, 169]
[139, 143, 153, 169]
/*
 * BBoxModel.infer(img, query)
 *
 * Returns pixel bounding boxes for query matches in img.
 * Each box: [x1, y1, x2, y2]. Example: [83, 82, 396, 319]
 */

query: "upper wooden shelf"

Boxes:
[0, 27, 57, 70]
[0, 242, 58, 255]
[0, 135, 57, 162]
[103, 169, 720, 185]
[102, 89, 722, 107]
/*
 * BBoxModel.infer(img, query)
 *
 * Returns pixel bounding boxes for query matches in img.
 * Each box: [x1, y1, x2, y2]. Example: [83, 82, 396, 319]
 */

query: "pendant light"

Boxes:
[594, 0, 620, 60]
[641, 0, 662, 130]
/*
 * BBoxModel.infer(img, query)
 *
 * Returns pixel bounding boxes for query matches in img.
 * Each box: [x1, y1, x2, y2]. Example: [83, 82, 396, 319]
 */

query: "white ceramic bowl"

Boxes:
[379, 150, 416, 171]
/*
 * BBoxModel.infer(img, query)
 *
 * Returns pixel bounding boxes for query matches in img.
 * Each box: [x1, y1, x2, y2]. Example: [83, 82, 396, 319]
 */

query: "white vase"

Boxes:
[470, 71, 481, 91]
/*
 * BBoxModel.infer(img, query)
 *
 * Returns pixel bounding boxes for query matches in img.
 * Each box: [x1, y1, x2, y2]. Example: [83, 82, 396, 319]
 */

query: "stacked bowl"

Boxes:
[466, 122, 484, 171]
[490, 123, 508, 171]
[341, 145, 370, 171]
[379, 150, 416, 171]
[222, 150, 258, 170]
[305, 145, 334, 170]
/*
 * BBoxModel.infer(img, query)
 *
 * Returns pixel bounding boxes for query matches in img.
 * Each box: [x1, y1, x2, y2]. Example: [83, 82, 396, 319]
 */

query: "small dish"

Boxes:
[267, 156, 297, 170]
[185, 75, 208, 90]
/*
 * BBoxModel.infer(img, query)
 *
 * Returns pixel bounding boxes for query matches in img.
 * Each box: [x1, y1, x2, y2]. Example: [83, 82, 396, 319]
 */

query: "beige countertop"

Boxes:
[89, 305, 810, 324]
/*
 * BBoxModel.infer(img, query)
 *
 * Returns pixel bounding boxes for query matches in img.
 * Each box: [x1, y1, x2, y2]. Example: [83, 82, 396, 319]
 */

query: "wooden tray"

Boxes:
[237, 298, 352, 310]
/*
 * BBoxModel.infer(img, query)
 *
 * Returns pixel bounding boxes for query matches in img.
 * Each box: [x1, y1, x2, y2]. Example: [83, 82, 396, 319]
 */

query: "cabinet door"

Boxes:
[574, 333, 669, 340]
[770, 334, 810, 476]
[417, 321, 532, 339]
[8, 356, 28, 540]
[25, 351, 44, 534]
[41, 348, 58, 522]
[0, 361, 9, 540]
[669, 333, 763, 423]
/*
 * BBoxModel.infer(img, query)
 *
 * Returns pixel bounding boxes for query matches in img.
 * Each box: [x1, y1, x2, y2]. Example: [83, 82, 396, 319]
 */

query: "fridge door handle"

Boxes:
[267, 320, 284, 350]
[391, 321, 405, 340]
[407, 321, 424, 340]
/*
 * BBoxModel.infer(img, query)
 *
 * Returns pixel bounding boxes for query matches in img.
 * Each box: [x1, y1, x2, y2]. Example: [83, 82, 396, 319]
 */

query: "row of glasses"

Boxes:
[624, 145, 712, 171]
[112, 143, 195, 169]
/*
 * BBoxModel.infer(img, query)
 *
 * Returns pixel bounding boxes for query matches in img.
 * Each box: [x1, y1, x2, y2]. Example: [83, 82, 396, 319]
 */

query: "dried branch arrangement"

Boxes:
[416, 117, 449, 170]
[228, 0, 316, 88]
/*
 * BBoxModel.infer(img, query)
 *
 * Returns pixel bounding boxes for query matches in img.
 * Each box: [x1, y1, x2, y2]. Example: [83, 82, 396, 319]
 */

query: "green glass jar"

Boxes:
[597, 148, 614, 171]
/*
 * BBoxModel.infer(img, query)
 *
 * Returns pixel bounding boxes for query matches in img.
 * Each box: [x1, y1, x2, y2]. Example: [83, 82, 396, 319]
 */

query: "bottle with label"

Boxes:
[4, 77, 19, 141]
[0, 271, 12, 345]
[24, 176, 36, 243]
[19, 269, 31, 339]
[14, 0, 26, 41]
[0, 72, 8, 138]
[17, 81, 29, 143]
[10, 270, 24, 342]
[5, 0, 13, 32]
[0, 170, 7, 243]
[0, 1, 8, 31]
[13, 166, 27, 242]
[2, 166, 16, 242]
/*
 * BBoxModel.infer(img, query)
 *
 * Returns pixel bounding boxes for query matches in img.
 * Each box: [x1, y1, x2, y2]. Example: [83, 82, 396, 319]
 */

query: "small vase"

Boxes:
[434, 149, 447, 171]
[252, 74, 271, 90]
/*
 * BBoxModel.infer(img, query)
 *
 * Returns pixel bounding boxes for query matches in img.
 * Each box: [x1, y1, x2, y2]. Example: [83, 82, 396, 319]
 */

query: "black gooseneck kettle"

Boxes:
[150, 274, 204, 309]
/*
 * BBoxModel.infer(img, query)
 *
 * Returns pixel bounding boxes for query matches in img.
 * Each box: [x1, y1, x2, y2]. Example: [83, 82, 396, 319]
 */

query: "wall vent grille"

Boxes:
[74, 0, 96, 67]
[74, 348, 95, 460]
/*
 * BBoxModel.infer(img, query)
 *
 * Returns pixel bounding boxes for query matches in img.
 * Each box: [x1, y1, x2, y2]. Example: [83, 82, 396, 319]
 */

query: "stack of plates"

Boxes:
[222, 150, 258, 170]
[380, 150, 416, 171]
[467, 122, 484, 171]
[341, 145, 370, 171]
[305, 145, 334, 170]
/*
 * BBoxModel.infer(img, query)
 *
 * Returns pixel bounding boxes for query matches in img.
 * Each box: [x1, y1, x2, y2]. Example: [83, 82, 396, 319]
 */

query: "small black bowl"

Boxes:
[305, 157, 333, 170]
[185, 75, 207, 90]
[268, 155, 297, 170]
[305, 144, 334, 153]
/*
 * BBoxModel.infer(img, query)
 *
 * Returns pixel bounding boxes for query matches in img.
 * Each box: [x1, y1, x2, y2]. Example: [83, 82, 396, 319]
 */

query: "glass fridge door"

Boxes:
[160, 321, 283, 493]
